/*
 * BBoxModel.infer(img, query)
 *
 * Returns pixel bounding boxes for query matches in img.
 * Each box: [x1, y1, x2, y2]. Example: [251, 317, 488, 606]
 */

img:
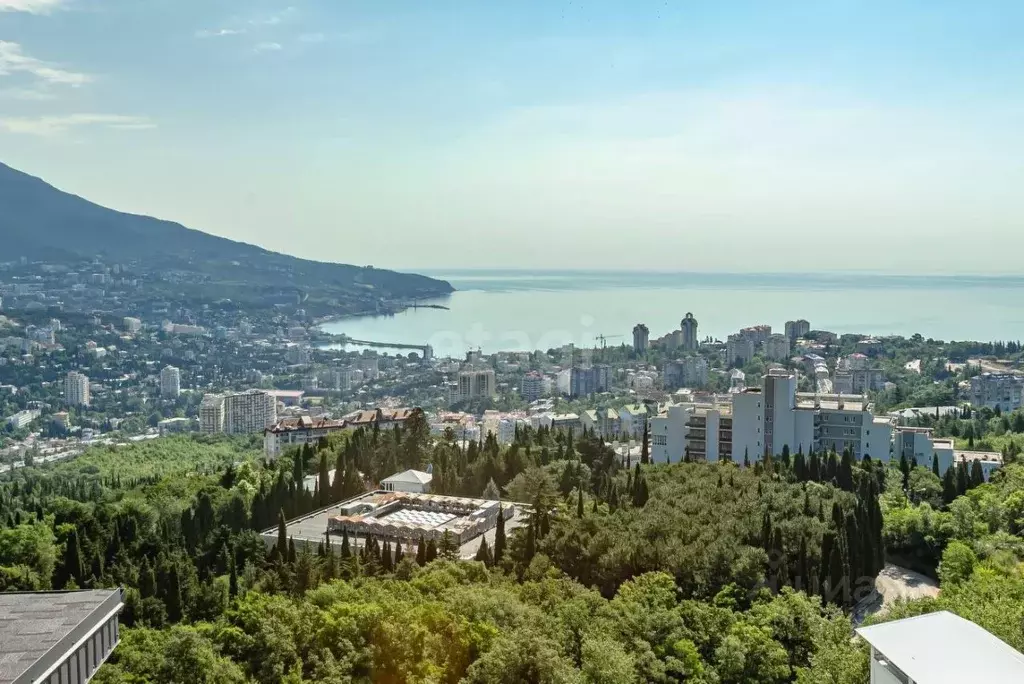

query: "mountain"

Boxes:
[0, 162, 453, 309]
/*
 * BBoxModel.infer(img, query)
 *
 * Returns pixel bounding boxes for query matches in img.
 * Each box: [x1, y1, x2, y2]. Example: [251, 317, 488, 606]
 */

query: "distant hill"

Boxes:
[0, 162, 453, 305]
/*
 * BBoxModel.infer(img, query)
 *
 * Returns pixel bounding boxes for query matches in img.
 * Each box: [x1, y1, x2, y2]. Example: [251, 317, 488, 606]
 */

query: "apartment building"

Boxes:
[632, 323, 650, 355]
[762, 333, 791, 361]
[160, 365, 181, 398]
[520, 371, 544, 402]
[224, 389, 278, 435]
[457, 369, 496, 401]
[619, 404, 649, 438]
[569, 365, 610, 397]
[784, 319, 810, 345]
[123, 317, 142, 333]
[726, 334, 756, 367]
[834, 368, 885, 394]
[581, 408, 620, 438]
[264, 416, 348, 458]
[6, 409, 40, 430]
[199, 394, 225, 434]
[969, 373, 1024, 412]
[64, 371, 90, 407]
[664, 356, 709, 390]
[680, 313, 699, 351]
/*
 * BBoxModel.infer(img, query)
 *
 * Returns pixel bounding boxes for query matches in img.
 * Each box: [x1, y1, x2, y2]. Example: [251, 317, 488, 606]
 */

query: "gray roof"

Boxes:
[856, 610, 1024, 684]
[381, 469, 432, 485]
[0, 589, 122, 684]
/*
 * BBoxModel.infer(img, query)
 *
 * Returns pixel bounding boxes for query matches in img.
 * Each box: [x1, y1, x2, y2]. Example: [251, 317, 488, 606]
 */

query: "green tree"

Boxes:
[494, 507, 507, 565]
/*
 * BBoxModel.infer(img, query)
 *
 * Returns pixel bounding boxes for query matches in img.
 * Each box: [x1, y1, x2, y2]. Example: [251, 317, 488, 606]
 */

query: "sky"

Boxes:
[1, 0, 1023, 274]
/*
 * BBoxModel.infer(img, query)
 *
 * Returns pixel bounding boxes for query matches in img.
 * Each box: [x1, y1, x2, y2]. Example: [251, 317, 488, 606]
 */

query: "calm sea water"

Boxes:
[321, 271, 1024, 358]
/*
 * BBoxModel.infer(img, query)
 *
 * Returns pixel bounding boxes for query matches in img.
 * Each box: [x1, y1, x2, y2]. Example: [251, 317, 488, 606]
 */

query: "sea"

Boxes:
[320, 270, 1024, 359]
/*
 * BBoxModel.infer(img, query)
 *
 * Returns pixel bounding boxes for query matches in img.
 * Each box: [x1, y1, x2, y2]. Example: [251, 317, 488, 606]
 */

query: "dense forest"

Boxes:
[1, 415, 1022, 682]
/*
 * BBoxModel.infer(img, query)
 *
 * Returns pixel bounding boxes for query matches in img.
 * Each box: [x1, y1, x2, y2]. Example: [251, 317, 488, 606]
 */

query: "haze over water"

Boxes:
[321, 271, 1024, 359]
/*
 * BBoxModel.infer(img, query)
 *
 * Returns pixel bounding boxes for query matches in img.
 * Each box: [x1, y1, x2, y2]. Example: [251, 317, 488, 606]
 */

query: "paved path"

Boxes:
[854, 563, 940, 625]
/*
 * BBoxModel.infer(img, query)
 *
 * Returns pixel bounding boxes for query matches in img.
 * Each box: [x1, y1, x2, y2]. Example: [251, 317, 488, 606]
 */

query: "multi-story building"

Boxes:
[968, 373, 1024, 412]
[762, 333, 791, 361]
[681, 313, 699, 352]
[784, 319, 810, 346]
[632, 323, 650, 355]
[200, 394, 225, 434]
[582, 408, 620, 438]
[619, 404, 649, 438]
[729, 370, 891, 462]
[740, 324, 772, 347]
[457, 369, 496, 401]
[361, 357, 380, 381]
[160, 365, 181, 398]
[569, 365, 610, 397]
[650, 402, 733, 464]
[664, 356, 709, 390]
[264, 415, 348, 458]
[726, 334, 756, 367]
[548, 413, 581, 436]
[64, 371, 90, 407]
[123, 317, 142, 333]
[6, 409, 40, 430]
[520, 371, 544, 402]
[224, 389, 278, 435]
[834, 368, 885, 394]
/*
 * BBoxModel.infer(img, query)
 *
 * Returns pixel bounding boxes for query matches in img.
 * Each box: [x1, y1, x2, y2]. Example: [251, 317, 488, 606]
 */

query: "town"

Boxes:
[2, 257, 1021, 491]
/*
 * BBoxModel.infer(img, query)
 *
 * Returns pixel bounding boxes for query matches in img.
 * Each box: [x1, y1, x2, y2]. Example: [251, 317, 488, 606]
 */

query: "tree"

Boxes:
[494, 507, 507, 565]
[416, 536, 427, 566]
[938, 540, 977, 587]
[228, 559, 238, 598]
[275, 509, 288, 560]
[475, 536, 492, 566]
[577, 488, 584, 518]
[969, 460, 985, 489]
[57, 528, 84, 588]
[932, 454, 941, 478]
[439, 530, 459, 560]
[317, 451, 330, 507]
[425, 538, 438, 563]
[744, 447, 751, 469]
[640, 420, 650, 465]
[942, 466, 958, 505]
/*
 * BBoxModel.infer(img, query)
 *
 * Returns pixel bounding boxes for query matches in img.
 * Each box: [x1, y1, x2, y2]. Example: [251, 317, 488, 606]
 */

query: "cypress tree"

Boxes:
[332, 452, 346, 503]
[139, 557, 157, 598]
[932, 454, 941, 478]
[794, 450, 807, 482]
[640, 420, 650, 465]
[475, 536, 492, 566]
[394, 541, 404, 565]
[165, 566, 183, 622]
[809, 451, 821, 482]
[381, 541, 393, 572]
[743, 447, 750, 468]
[819, 530, 834, 599]
[318, 452, 330, 508]
[288, 537, 297, 564]
[229, 559, 239, 598]
[59, 529, 84, 588]
[956, 461, 969, 496]
[577, 488, 584, 518]
[425, 538, 438, 563]
[494, 507, 506, 565]
[276, 509, 288, 559]
[797, 534, 810, 593]
[781, 444, 791, 469]
[416, 535, 427, 566]
[827, 538, 845, 607]
[844, 512, 860, 593]
[771, 527, 788, 592]
[761, 510, 774, 549]
[340, 530, 351, 559]
[969, 460, 985, 489]
[839, 450, 854, 492]
[942, 466, 958, 504]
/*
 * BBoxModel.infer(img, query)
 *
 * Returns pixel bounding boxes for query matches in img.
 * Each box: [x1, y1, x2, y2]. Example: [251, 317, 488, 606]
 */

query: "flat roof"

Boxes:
[0, 589, 122, 684]
[857, 611, 1024, 684]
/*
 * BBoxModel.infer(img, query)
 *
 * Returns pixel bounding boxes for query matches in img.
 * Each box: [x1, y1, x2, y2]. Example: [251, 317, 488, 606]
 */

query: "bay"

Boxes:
[321, 270, 1024, 359]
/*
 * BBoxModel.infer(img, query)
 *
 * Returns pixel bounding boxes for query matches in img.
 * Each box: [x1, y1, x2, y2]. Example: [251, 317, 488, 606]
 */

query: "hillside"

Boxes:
[0, 162, 453, 307]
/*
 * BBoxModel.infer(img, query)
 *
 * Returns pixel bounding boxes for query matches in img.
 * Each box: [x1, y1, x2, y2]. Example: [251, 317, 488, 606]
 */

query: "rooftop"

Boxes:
[856, 611, 1024, 684]
[0, 589, 122, 684]
[954, 450, 1003, 464]
[381, 469, 432, 485]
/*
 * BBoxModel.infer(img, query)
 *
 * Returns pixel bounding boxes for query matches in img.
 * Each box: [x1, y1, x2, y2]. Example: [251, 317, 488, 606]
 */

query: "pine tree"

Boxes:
[494, 507, 506, 565]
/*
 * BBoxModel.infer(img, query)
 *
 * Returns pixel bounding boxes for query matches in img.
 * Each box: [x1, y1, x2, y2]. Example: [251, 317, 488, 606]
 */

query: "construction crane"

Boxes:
[594, 334, 623, 349]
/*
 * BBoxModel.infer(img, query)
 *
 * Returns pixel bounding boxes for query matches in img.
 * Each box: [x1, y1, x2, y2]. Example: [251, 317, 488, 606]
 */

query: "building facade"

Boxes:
[224, 389, 278, 435]
[64, 371, 90, 407]
[968, 373, 1024, 412]
[264, 416, 348, 458]
[664, 356, 709, 390]
[726, 334, 756, 367]
[199, 394, 225, 434]
[762, 333, 791, 361]
[784, 319, 810, 345]
[159, 365, 181, 398]
[632, 323, 649, 355]
[569, 365, 610, 397]
[681, 313, 698, 351]
[520, 371, 544, 402]
[457, 369, 496, 401]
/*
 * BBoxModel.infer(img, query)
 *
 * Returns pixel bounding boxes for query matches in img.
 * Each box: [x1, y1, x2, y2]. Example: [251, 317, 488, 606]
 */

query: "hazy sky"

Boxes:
[2, 1, 1023, 273]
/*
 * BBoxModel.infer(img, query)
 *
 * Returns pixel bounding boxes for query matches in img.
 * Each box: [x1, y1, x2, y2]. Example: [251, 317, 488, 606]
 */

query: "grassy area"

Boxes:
[954, 433, 1024, 454]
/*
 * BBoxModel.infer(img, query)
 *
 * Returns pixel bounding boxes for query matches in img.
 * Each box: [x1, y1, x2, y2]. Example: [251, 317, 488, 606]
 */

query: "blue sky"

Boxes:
[2, 0, 1023, 273]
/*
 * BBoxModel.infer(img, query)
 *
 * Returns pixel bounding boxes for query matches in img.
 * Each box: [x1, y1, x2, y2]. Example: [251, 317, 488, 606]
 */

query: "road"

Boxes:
[854, 563, 940, 625]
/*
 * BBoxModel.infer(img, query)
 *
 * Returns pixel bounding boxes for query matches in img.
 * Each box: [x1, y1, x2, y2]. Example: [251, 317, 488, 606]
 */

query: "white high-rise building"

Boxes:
[200, 394, 225, 434]
[160, 366, 181, 398]
[123, 317, 142, 334]
[64, 371, 90, 407]
[784, 319, 810, 345]
[224, 389, 278, 435]
[457, 369, 496, 400]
